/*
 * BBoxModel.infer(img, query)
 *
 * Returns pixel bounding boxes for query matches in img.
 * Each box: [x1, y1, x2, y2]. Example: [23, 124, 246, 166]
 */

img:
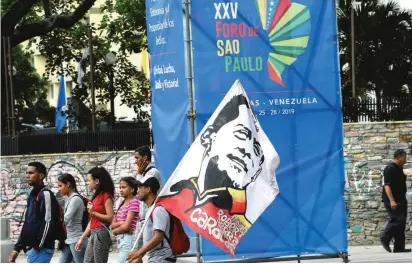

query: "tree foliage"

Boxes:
[1, 45, 55, 134]
[1, 0, 97, 47]
[33, 0, 149, 127]
[338, 0, 412, 99]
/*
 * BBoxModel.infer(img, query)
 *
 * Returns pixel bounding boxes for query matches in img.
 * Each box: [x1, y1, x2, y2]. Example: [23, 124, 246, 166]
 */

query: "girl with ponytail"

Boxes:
[57, 173, 87, 263]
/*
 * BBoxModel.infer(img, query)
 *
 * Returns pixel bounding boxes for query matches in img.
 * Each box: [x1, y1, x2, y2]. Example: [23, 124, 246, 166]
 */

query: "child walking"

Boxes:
[112, 177, 140, 263]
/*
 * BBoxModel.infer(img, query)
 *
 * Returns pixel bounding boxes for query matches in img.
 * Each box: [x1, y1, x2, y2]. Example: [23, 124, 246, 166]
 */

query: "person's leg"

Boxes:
[83, 232, 96, 263]
[381, 203, 398, 251]
[58, 245, 74, 263]
[118, 234, 134, 263]
[393, 204, 407, 252]
[93, 228, 112, 263]
[69, 238, 88, 263]
[27, 248, 54, 263]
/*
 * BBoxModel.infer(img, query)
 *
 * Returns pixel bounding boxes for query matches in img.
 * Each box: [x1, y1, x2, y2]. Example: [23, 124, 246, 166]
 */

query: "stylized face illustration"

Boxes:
[205, 104, 264, 190]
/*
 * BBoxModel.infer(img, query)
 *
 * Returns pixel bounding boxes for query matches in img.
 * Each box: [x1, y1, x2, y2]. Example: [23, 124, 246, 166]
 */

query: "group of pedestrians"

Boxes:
[8, 146, 176, 263]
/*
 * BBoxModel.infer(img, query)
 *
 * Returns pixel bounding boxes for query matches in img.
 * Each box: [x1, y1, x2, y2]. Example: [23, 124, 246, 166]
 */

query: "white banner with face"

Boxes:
[157, 79, 280, 255]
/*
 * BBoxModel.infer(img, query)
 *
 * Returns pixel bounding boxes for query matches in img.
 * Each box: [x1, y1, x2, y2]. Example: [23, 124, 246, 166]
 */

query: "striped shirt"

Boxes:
[115, 198, 140, 232]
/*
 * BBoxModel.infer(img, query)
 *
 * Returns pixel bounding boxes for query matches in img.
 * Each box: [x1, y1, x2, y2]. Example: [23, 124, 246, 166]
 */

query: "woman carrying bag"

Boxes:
[57, 173, 87, 263]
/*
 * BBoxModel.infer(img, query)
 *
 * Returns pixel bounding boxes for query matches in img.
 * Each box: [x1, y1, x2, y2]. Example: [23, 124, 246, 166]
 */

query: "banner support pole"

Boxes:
[183, 0, 201, 262]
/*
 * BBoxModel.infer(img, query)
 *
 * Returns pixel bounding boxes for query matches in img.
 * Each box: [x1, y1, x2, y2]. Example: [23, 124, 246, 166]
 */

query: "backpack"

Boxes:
[150, 205, 190, 255]
[65, 194, 91, 231]
[35, 188, 67, 247]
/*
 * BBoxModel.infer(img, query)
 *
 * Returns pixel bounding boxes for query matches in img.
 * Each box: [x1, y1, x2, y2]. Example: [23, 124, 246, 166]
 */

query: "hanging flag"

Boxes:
[140, 49, 150, 97]
[77, 47, 89, 88]
[156, 80, 280, 256]
[141, 48, 150, 79]
[55, 74, 67, 133]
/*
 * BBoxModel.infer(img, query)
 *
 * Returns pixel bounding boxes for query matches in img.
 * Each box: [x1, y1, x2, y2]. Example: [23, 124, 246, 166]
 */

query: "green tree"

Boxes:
[29, 0, 150, 128]
[1, 0, 97, 134]
[338, 0, 412, 99]
[1, 45, 55, 134]
[1, 0, 97, 47]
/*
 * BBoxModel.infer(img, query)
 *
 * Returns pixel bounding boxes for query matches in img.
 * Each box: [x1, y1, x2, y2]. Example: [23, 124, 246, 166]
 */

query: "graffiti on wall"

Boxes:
[348, 161, 383, 199]
[0, 153, 137, 241]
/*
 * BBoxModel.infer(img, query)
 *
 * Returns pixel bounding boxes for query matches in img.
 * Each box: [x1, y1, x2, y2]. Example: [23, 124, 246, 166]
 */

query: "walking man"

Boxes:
[126, 176, 174, 263]
[9, 162, 61, 263]
[380, 149, 411, 253]
[134, 146, 162, 251]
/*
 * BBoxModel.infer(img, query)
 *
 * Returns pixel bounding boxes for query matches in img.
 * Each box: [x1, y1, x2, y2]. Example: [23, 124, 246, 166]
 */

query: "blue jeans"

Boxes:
[27, 248, 54, 263]
[117, 233, 134, 263]
[58, 240, 87, 263]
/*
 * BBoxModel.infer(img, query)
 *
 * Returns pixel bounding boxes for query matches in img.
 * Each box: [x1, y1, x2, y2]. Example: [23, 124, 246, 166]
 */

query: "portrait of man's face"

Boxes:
[209, 104, 263, 188]
[200, 95, 264, 192]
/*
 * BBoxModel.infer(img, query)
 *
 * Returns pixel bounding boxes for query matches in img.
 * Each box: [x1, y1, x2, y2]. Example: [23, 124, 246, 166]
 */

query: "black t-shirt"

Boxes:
[382, 162, 407, 204]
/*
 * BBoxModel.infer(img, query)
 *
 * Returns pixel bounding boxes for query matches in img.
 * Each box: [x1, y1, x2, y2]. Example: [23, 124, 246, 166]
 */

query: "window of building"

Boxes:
[50, 85, 54, 99]
[66, 81, 73, 96]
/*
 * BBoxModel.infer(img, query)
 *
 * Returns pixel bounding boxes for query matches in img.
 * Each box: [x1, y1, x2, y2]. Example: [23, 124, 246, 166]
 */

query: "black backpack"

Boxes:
[65, 194, 90, 231]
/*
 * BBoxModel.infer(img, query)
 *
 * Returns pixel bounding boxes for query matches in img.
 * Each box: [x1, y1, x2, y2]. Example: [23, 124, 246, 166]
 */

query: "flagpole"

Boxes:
[183, 0, 201, 262]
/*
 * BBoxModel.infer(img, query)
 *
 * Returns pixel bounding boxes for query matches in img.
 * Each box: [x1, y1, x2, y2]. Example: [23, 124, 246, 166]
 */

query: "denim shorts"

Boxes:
[117, 233, 134, 263]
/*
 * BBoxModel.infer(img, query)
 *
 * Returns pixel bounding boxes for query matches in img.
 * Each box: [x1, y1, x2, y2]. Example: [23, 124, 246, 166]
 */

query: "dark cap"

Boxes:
[137, 175, 160, 194]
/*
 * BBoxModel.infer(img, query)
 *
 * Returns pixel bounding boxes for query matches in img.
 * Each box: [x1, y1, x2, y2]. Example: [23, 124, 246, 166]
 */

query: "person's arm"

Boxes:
[90, 197, 114, 224]
[113, 200, 139, 234]
[75, 222, 91, 251]
[36, 191, 56, 249]
[384, 185, 397, 209]
[111, 214, 122, 229]
[383, 166, 397, 210]
[64, 196, 82, 225]
[112, 211, 137, 235]
[127, 230, 165, 262]
[126, 207, 169, 262]
[9, 232, 23, 262]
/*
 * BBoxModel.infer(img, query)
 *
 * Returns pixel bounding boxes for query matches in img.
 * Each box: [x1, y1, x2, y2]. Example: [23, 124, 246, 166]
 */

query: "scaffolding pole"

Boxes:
[183, 0, 201, 262]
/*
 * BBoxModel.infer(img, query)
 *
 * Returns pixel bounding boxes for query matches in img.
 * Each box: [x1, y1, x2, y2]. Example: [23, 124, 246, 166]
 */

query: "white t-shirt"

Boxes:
[136, 163, 162, 220]
[143, 205, 173, 262]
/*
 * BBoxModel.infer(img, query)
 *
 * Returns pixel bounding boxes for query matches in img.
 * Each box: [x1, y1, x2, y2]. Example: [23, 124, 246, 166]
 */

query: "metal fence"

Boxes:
[342, 96, 412, 123]
[1, 128, 152, 156]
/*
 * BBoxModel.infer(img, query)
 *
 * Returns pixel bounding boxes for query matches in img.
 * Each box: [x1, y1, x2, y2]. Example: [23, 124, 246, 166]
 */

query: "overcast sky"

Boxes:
[390, 0, 412, 10]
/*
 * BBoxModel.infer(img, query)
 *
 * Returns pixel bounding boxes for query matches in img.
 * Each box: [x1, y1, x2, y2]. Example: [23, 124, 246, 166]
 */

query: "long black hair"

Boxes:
[57, 173, 79, 193]
[88, 166, 115, 200]
[120, 176, 139, 196]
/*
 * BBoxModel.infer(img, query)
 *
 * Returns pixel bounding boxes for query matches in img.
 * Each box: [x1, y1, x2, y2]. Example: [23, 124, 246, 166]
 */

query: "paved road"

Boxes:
[15, 244, 412, 263]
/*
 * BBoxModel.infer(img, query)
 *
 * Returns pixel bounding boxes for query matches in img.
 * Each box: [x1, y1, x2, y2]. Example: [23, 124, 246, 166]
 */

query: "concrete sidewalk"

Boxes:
[15, 244, 412, 263]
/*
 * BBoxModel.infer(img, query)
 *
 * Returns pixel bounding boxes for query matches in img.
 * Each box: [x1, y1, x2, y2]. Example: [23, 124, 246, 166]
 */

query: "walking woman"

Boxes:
[112, 177, 140, 263]
[57, 173, 88, 263]
[75, 167, 115, 263]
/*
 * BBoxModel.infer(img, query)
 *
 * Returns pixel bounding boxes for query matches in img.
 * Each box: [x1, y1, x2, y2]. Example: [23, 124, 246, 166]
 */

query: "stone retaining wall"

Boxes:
[343, 121, 412, 245]
[1, 121, 411, 246]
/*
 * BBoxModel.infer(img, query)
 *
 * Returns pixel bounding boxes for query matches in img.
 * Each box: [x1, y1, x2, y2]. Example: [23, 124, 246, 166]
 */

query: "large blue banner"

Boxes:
[146, 0, 190, 185]
[145, 0, 198, 253]
[190, 0, 347, 261]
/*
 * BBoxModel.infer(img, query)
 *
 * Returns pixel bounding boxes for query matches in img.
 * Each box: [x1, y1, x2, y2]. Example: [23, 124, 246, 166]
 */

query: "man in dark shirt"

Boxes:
[380, 149, 410, 253]
[8, 162, 60, 263]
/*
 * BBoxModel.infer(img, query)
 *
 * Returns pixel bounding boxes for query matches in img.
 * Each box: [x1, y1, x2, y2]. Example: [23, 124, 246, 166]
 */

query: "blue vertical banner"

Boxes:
[146, 0, 190, 183]
[190, 0, 347, 261]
